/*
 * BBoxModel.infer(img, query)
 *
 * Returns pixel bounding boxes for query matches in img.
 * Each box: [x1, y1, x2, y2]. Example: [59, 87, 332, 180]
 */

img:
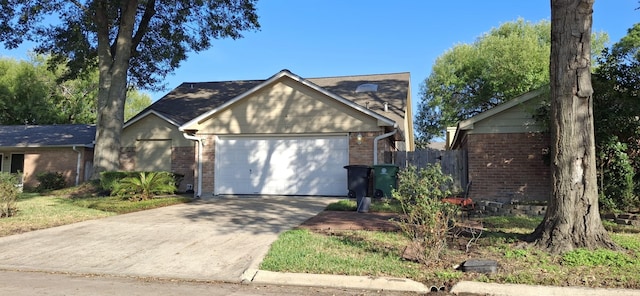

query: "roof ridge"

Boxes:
[306, 72, 410, 80]
[176, 72, 410, 85]
[178, 79, 266, 85]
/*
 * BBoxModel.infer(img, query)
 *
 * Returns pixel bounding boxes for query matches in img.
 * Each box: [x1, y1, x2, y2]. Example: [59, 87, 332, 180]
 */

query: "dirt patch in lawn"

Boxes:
[297, 210, 401, 232]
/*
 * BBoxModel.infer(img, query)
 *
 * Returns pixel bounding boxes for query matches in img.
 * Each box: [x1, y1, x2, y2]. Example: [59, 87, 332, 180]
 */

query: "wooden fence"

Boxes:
[392, 149, 467, 192]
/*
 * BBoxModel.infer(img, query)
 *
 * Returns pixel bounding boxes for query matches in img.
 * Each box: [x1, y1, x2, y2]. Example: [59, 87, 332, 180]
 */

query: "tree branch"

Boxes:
[132, 0, 156, 51]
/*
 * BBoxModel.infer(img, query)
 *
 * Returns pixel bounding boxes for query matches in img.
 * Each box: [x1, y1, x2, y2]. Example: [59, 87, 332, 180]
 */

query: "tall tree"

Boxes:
[415, 19, 608, 145]
[0, 0, 260, 178]
[529, 0, 615, 253]
[0, 58, 62, 124]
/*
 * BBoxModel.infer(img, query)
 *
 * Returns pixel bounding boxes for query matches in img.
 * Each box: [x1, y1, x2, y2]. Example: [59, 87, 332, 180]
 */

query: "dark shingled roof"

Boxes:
[128, 72, 411, 129]
[0, 124, 96, 147]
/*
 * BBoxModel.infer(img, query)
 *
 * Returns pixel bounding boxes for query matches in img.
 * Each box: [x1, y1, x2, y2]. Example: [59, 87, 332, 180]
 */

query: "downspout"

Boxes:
[373, 124, 398, 165]
[183, 133, 203, 198]
[72, 146, 81, 186]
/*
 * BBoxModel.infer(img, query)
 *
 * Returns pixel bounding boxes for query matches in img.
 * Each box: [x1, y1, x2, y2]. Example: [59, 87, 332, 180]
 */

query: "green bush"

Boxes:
[99, 171, 133, 193]
[100, 171, 184, 194]
[35, 171, 67, 192]
[597, 139, 639, 212]
[0, 172, 20, 218]
[111, 172, 177, 201]
[392, 164, 459, 263]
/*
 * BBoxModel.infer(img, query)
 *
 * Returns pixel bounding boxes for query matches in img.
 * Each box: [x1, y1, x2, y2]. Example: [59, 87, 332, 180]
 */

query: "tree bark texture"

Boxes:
[91, 0, 138, 179]
[530, 0, 616, 253]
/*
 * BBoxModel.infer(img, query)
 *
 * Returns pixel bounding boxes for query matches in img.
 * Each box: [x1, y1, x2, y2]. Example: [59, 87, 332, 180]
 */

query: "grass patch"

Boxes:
[0, 194, 115, 237]
[64, 195, 192, 214]
[260, 229, 425, 279]
[325, 198, 402, 212]
[0, 183, 192, 237]
[263, 213, 640, 289]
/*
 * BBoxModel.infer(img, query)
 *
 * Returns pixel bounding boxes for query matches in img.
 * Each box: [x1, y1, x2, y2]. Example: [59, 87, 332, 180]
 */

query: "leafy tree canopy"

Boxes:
[0, 0, 260, 176]
[0, 0, 260, 91]
[415, 18, 608, 145]
[0, 55, 151, 125]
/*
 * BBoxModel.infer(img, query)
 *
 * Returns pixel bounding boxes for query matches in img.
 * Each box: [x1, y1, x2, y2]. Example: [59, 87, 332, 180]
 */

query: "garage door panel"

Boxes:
[216, 136, 347, 195]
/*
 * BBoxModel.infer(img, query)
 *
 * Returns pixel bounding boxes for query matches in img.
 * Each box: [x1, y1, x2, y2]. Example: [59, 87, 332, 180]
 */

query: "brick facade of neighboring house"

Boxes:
[0, 125, 95, 188]
[466, 132, 551, 202]
[448, 88, 551, 203]
[21, 147, 94, 187]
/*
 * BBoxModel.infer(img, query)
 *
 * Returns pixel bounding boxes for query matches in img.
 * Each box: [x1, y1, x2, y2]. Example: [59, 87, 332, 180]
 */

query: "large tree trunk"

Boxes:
[529, 0, 616, 253]
[91, 0, 139, 179]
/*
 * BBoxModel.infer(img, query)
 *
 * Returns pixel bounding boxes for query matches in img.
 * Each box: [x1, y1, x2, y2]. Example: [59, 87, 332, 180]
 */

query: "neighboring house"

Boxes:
[446, 88, 551, 203]
[122, 69, 414, 197]
[0, 124, 95, 187]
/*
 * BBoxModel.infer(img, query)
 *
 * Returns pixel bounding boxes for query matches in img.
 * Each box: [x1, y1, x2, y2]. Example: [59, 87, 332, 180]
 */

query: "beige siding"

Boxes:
[187, 77, 380, 134]
[135, 140, 172, 172]
[122, 114, 192, 147]
[470, 101, 544, 134]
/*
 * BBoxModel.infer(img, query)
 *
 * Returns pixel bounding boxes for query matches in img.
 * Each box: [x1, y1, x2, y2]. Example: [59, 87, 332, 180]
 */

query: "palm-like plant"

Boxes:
[113, 172, 177, 201]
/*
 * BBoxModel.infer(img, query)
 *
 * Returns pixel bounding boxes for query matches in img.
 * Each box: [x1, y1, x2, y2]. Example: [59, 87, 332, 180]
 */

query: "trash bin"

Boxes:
[372, 164, 399, 198]
[344, 165, 372, 210]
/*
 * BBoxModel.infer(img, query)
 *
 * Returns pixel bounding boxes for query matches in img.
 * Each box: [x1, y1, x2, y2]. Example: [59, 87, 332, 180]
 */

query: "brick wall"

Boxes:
[466, 132, 551, 202]
[349, 131, 393, 165]
[200, 135, 216, 196]
[172, 146, 195, 192]
[23, 147, 92, 187]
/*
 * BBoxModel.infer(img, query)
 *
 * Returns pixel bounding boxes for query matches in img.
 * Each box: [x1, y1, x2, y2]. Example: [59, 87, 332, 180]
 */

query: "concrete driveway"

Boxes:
[0, 196, 339, 282]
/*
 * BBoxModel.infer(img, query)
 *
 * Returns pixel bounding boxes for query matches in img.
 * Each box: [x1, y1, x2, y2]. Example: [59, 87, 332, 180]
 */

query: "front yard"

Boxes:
[0, 185, 191, 237]
[2, 185, 639, 290]
[261, 199, 640, 290]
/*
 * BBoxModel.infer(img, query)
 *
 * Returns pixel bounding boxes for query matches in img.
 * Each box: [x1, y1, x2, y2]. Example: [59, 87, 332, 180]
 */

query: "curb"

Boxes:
[251, 270, 430, 293]
[451, 281, 640, 296]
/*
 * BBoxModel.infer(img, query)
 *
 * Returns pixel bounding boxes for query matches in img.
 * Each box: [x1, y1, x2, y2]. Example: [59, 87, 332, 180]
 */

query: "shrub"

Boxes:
[36, 171, 67, 192]
[0, 172, 20, 218]
[99, 171, 133, 194]
[100, 171, 184, 195]
[597, 139, 639, 212]
[112, 172, 177, 201]
[392, 164, 459, 263]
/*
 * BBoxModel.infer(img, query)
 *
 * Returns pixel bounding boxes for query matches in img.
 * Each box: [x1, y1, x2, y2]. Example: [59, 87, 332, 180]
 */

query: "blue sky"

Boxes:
[1, 0, 638, 113]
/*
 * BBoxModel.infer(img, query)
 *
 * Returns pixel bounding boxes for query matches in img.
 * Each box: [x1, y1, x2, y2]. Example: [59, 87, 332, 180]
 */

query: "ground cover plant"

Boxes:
[0, 182, 191, 237]
[261, 198, 640, 289]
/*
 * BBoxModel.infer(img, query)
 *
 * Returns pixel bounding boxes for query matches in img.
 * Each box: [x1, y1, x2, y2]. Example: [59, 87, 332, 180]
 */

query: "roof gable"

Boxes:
[179, 70, 397, 131]
[458, 88, 546, 130]
[0, 125, 96, 148]
[126, 70, 410, 130]
[450, 88, 547, 149]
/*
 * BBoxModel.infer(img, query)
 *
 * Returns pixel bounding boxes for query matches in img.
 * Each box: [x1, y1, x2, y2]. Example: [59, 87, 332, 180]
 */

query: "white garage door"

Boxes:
[215, 135, 348, 196]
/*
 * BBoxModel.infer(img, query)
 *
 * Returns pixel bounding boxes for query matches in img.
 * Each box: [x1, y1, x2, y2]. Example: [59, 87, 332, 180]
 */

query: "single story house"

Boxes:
[122, 69, 414, 197]
[446, 88, 551, 203]
[0, 124, 95, 187]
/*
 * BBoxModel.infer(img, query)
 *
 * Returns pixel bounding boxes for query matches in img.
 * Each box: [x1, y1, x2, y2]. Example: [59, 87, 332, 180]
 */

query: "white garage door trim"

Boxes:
[214, 134, 348, 196]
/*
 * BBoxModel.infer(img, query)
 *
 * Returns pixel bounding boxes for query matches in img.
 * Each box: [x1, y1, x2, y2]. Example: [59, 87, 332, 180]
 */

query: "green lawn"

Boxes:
[261, 200, 640, 289]
[0, 190, 191, 237]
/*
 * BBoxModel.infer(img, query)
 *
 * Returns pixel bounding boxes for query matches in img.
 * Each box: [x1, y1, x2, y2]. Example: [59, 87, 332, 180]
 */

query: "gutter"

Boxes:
[183, 133, 203, 198]
[373, 124, 398, 165]
[72, 146, 81, 186]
